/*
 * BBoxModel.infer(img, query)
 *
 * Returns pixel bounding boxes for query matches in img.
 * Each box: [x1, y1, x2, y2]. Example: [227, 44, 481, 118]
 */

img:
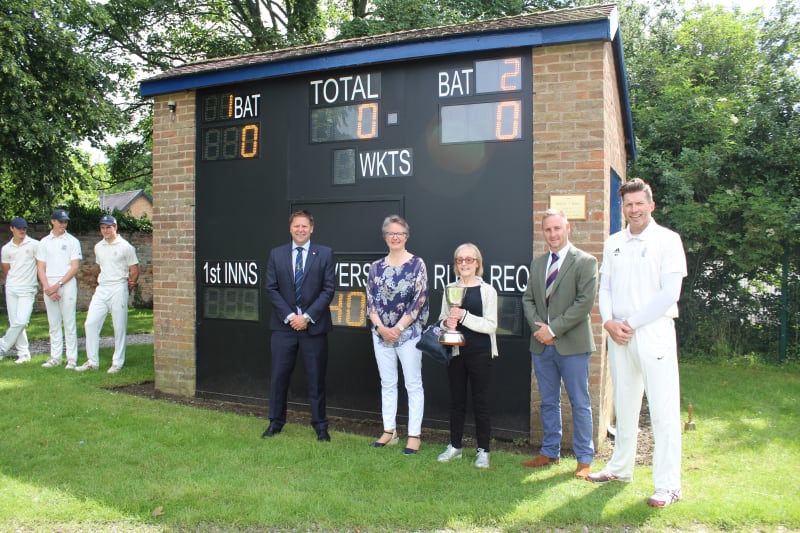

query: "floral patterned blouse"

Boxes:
[367, 255, 429, 347]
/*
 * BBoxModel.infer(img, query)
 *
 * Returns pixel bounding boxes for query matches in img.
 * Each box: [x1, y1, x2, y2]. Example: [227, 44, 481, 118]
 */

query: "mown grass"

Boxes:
[0, 321, 797, 531]
[0, 308, 153, 342]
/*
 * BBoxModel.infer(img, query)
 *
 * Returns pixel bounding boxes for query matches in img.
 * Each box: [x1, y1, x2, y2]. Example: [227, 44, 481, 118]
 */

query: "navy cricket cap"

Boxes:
[50, 209, 70, 222]
[99, 214, 117, 226]
[9, 217, 28, 229]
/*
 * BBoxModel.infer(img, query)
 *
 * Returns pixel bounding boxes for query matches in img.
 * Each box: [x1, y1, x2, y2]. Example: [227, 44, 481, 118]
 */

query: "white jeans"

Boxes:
[43, 277, 79, 364]
[84, 282, 130, 368]
[0, 285, 36, 356]
[606, 317, 682, 490]
[372, 335, 425, 436]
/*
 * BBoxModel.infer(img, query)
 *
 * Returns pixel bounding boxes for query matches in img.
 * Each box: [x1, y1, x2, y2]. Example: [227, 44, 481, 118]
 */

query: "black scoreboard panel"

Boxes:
[195, 50, 533, 438]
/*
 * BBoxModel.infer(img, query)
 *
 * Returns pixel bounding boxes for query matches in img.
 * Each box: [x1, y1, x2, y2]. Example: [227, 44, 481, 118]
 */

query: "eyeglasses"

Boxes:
[385, 232, 408, 238]
[455, 257, 477, 265]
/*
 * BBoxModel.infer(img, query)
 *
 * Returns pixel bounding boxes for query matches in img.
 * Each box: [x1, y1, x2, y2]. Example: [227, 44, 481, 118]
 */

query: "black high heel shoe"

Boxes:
[371, 429, 399, 447]
[403, 435, 421, 455]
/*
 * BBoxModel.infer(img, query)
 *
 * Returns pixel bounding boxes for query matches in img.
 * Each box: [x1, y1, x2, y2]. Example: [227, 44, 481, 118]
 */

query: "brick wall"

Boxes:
[530, 40, 627, 448]
[151, 93, 197, 397]
[0, 224, 152, 312]
[127, 196, 153, 219]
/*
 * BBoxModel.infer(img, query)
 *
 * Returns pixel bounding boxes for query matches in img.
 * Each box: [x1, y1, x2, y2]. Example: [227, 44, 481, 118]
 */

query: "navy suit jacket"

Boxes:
[265, 242, 335, 335]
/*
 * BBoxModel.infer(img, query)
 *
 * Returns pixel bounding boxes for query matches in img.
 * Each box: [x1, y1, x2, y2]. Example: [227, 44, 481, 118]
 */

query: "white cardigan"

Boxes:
[438, 279, 499, 358]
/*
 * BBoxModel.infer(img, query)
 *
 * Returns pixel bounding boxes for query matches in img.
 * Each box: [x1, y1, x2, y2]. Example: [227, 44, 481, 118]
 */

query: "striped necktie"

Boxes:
[545, 252, 559, 306]
[294, 247, 304, 305]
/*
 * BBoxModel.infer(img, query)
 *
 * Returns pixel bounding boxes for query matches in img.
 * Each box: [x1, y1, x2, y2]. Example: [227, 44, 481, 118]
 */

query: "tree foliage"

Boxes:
[336, 0, 571, 38]
[620, 0, 800, 360]
[0, 0, 127, 218]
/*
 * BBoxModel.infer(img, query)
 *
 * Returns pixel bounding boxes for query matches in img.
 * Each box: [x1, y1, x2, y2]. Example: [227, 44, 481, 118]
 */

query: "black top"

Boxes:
[457, 286, 491, 355]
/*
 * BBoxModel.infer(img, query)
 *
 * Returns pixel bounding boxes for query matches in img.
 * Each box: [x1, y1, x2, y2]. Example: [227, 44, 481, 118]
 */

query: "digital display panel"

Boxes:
[311, 102, 379, 143]
[475, 58, 522, 93]
[200, 92, 261, 161]
[496, 294, 524, 336]
[439, 56, 522, 143]
[329, 289, 368, 328]
[441, 100, 522, 143]
[202, 287, 259, 321]
[201, 125, 259, 161]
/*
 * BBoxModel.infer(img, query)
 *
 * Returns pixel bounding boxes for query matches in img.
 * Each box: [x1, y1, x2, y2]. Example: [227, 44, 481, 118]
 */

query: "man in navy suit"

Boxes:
[262, 209, 335, 442]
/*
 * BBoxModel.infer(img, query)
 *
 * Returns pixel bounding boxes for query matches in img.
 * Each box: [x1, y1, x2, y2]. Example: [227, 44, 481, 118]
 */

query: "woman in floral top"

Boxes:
[366, 215, 429, 454]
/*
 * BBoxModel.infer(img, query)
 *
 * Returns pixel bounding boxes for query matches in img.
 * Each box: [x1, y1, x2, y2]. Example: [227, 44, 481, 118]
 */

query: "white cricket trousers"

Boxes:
[372, 335, 425, 436]
[84, 282, 130, 368]
[606, 316, 682, 491]
[0, 285, 36, 356]
[44, 277, 79, 364]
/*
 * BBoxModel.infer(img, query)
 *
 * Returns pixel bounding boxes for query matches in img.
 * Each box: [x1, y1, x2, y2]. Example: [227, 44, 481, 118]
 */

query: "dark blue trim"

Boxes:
[610, 168, 623, 234]
[613, 33, 636, 159]
[140, 20, 612, 97]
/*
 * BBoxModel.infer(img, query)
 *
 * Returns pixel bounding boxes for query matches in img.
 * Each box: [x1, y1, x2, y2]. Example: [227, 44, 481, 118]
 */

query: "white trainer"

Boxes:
[75, 362, 99, 372]
[437, 444, 462, 463]
[107, 365, 123, 374]
[41, 358, 61, 368]
[65, 362, 77, 370]
[475, 448, 490, 469]
[15, 356, 31, 364]
[647, 488, 682, 507]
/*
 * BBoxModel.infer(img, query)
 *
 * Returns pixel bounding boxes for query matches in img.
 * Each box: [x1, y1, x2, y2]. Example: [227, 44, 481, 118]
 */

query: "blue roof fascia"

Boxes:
[139, 19, 613, 97]
[614, 33, 636, 159]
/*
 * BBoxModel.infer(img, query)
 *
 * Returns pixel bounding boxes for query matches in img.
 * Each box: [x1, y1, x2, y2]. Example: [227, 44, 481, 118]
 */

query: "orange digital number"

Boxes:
[329, 292, 345, 324]
[356, 102, 378, 139]
[240, 124, 259, 158]
[495, 101, 521, 140]
[329, 291, 367, 327]
[345, 291, 367, 327]
[500, 58, 521, 91]
[226, 93, 235, 119]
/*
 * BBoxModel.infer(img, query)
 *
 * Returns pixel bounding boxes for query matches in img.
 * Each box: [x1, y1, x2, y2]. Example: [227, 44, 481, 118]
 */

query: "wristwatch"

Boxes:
[58, 281, 64, 287]
[397, 323, 405, 332]
[303, 313, 311, 324]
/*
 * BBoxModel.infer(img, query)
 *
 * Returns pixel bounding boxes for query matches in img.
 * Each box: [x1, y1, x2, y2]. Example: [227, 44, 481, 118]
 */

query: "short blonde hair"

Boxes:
[453, 242, 484, 277]
[541, 208, 568, 226]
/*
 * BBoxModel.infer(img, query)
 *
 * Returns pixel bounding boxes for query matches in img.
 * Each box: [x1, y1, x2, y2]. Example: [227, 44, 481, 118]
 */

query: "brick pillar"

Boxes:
[152, 93, 197, 396]
[530, 41, 627, 449]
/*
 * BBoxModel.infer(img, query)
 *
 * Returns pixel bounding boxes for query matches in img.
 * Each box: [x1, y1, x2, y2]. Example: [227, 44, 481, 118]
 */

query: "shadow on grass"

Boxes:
[1, 353, 797, 530]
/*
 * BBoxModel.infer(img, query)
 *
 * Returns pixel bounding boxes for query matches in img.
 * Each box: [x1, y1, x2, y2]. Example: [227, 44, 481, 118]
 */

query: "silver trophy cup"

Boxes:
[439, 286, 467, 346]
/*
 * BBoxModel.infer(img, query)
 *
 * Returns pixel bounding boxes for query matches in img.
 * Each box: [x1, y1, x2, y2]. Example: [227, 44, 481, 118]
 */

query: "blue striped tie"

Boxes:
[294, 247, 304, 306]
[545, 252, 559, 306]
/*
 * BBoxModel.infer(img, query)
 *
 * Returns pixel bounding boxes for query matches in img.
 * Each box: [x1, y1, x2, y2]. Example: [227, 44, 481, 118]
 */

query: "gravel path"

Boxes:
[24, 333, 154, 356]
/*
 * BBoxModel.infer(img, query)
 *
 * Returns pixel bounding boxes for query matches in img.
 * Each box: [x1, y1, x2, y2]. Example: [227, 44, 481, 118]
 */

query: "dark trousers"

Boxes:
[269, 330, 329, 430]
[447, 350, 492, 451]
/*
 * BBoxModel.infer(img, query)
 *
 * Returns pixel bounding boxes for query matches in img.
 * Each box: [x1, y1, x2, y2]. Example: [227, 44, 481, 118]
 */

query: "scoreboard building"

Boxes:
[140, 4, 634, 445]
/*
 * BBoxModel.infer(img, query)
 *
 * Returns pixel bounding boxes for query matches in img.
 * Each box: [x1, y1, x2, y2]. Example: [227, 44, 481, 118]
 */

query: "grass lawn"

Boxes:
[0, 309, 154, 341]
[0, 313, 797, 531]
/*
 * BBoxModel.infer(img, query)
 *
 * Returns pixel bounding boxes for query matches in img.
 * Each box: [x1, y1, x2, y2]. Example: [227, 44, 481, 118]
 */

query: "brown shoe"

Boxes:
[521, 454, 560, 468]
[574, 463, 592, 479]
